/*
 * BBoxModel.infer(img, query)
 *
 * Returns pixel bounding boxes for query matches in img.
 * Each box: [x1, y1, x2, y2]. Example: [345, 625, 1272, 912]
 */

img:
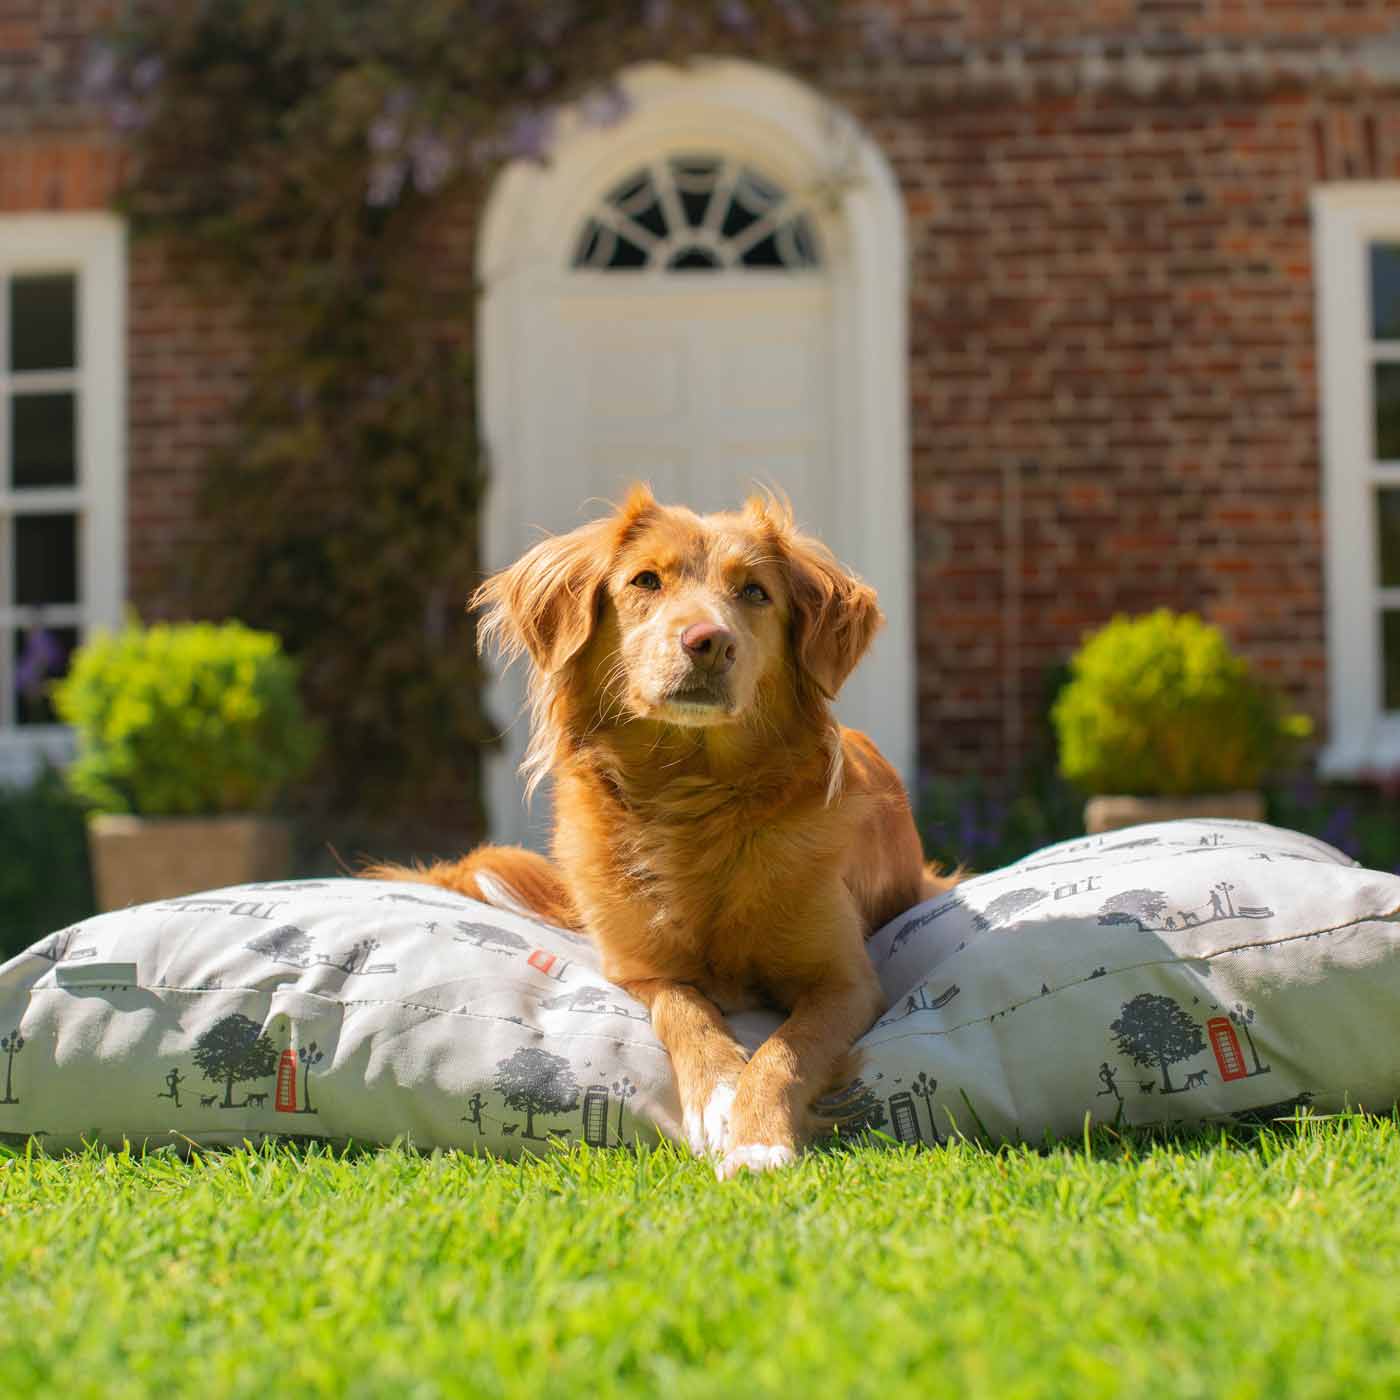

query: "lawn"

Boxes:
[3, 1120, 1399, 1399]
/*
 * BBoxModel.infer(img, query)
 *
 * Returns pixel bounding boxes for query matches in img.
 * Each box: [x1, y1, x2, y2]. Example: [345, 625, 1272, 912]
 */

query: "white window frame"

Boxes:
[0, 213, 126, 786]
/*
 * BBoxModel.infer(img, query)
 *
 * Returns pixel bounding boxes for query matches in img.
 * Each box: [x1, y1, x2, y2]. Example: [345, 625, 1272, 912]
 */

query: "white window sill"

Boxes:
[0, 726, 75, 788]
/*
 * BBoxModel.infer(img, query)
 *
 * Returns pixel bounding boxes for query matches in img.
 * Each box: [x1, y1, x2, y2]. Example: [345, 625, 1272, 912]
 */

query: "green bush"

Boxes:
[52, 620, 321, 817]
[1052, 610, 1311, 797]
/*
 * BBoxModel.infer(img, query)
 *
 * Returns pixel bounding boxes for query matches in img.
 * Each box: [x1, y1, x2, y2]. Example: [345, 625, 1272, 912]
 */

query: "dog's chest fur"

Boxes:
[555, 761, 852, 1003]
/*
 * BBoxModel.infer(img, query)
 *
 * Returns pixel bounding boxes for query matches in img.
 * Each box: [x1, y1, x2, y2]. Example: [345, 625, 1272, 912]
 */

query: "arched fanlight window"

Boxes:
[572, 155, 821, 272]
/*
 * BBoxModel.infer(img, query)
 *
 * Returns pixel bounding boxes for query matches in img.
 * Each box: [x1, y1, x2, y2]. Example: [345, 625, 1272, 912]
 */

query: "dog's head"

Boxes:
[476, 485, 881, 779]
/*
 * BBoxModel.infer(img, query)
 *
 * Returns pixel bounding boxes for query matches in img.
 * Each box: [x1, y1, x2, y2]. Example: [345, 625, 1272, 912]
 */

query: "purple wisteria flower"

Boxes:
[504, 107, 557, 162]
[720, 0, 754, 31]
[130, 55, 164, 93]
[80, 42, 119, 100]
[577, 85, 631, 129]
[366, 159, 408, 208]
[15, 627, 63, 701]
[409, 131, 455, 194]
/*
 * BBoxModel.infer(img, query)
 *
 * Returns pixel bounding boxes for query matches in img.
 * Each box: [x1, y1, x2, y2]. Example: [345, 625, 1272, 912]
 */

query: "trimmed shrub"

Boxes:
[1052, 610, 1311, 797]
[52, 620, 321, 816]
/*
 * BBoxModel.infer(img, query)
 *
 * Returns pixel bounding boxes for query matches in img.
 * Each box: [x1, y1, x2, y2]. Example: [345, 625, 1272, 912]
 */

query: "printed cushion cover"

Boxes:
[1, 819, 1397, 1154]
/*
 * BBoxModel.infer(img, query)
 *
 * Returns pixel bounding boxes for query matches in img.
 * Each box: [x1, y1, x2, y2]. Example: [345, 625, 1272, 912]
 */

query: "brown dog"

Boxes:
[369, 486, 953, 1176]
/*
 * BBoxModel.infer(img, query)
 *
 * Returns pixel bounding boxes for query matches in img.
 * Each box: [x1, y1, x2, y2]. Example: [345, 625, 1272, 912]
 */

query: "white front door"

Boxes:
[527, 278, 833, 522]
[485, 278, 873, 848]
[477, 67, 915, 849]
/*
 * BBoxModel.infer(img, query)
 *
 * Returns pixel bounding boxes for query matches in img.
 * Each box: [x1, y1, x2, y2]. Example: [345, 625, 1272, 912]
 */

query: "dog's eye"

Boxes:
[741, 582, 770, 604]
[631, 570, 662, 591]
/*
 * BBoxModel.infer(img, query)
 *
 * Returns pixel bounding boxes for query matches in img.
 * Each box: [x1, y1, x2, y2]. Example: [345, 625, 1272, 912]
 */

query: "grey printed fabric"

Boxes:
[0, 820, 1396, 1153]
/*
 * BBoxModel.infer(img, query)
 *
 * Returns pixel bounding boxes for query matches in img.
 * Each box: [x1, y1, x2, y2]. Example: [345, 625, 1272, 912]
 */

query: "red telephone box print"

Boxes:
[528, 949, 556, 976]
[1207, 1017, 1247, 1081]
[275, 1049, 298, 1111]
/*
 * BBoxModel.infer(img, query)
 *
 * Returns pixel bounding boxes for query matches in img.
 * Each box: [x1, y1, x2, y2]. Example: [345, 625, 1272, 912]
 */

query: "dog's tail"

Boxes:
[361, 844, 583, 931]
[920, 859, 965, 901]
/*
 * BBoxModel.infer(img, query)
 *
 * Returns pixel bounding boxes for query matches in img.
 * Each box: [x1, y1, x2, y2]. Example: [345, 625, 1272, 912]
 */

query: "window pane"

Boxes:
[1374, 244, 1400, 341]
[10, 274, 76, 372]
[11, 391, 76, 488]
[14, 513, 77, 605]
[1375, 363, 1400, 459]
[1384, 611, 1400, 711]
[667, 247, 721, 271]
[13, 624, 76, 726]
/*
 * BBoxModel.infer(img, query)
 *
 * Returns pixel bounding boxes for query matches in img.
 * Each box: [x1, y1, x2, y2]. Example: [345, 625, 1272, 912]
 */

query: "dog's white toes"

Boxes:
[682, 1083, 737, 1157]
[716, 1143, 797, 1180]
[702, 1084, 736, 1154]
[682, 1106, 706, 1156]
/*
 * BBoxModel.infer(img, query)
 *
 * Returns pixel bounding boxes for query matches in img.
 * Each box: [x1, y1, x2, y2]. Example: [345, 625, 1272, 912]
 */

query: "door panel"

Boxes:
[485, 280, 848, 847]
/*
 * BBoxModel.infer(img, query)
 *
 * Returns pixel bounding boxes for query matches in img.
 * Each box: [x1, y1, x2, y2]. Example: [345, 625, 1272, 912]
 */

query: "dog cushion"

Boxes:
[1, 820, 1397, 1153]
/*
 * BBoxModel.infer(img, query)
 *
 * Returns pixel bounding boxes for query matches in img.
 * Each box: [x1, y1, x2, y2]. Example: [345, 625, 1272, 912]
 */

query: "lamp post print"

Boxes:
[910, 1071, 939, 1141]
[0, 1029, 23, 1105]
[298, 1042, 325, 1114]
[1229, 1003, 1272, 1077]
[611, 1076, 637, 1145]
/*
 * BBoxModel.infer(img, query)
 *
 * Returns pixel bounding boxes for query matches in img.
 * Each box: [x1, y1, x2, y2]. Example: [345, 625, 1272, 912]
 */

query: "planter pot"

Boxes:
[88, 814, 293, 911]
[1083, 791, 1267, 836]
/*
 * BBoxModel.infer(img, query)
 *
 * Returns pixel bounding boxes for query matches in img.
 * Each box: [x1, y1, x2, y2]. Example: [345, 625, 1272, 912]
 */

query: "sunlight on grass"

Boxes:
[2, 1118, 1398, 1397]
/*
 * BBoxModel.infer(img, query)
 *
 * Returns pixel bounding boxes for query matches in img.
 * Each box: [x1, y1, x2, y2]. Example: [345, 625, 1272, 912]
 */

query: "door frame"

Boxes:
[476, 59, 913, 844]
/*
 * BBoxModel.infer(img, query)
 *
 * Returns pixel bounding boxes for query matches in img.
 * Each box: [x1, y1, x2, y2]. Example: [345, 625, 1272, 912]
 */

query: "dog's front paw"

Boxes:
[682, 1080, 737, 1157]
[716, 1143, 797, 1180]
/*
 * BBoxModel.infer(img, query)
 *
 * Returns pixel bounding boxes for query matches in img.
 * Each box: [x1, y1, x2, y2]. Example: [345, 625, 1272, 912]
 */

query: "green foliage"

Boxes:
[5, 1123, 1400, 1396]
[96, 0, 836, 834]
[52, 620, 320, 817]
[918, 772, 1084, 873]
[1268, 776, 1400, 874]
[0, 769, 94, 962]
[1052, 609, 1312, 797]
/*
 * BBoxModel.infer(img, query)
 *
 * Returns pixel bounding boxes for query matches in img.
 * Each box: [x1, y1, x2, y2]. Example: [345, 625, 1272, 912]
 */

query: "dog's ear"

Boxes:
[473, 519, 615, 674]
[473, 485, 659, 674]
[782, 529, 884, 700]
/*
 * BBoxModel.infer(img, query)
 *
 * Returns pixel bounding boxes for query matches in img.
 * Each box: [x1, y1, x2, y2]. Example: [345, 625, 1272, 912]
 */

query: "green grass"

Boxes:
[3, 1121, 1399, 1398]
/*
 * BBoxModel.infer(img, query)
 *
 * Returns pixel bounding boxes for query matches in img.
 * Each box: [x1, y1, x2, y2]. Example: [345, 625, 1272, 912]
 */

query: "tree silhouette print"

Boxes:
[0, 1029, 23, 1105]
[889, 893, 966, 952]
[192, 1013, 279, 1108]
[454, 923, 530, 956]
[1229, 1003, 1272, 1076]
[246, 925, 314, 967]
[1110, 994, 1207, 1095]
[972, 888, 1046, 931]
[297, 1043, 325, 1114]
[821, 1078, 889, 1136]
[1098, 889, 1170, 932]
[611, 1076, 637, 1145]
[910, 1071, 939, 1140]
[493, 1047, 581, 1139]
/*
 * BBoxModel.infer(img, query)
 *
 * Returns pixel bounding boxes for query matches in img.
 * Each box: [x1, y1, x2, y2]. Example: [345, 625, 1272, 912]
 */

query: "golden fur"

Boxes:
[367, 486, 955, 1176]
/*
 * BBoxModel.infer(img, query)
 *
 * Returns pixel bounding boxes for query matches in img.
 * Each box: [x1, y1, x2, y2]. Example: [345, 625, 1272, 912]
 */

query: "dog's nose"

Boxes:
[680, 621, 737, 675]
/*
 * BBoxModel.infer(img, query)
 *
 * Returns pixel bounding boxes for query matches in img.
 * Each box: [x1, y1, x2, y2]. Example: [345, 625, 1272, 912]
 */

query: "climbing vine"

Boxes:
[93, 0, 836, 839]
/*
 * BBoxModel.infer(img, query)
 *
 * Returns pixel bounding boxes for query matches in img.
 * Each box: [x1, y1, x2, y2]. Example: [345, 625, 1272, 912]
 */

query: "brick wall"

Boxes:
[833, 1, 1400, 777]
[11, 2, 1400, 786]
